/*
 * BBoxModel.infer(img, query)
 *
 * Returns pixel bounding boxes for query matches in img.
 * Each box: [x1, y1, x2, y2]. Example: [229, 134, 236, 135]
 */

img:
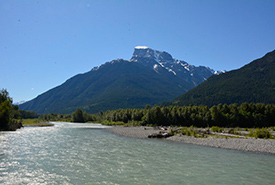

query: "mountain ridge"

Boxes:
[168, 49, 275, 106]
[20, 47, 220, 114]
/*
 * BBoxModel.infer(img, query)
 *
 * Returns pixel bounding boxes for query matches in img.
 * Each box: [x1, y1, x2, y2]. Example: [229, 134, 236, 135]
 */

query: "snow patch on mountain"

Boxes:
[214, 70, 226, 75]
[135, 46, 149, 49]
[92, 65, 101, 71]
[168, 69, 177, 75]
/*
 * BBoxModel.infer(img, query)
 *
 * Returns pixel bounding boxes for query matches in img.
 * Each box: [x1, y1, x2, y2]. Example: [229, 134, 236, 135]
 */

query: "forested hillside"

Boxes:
[168, 50, 275, 106]
[20, 60, 190, 113]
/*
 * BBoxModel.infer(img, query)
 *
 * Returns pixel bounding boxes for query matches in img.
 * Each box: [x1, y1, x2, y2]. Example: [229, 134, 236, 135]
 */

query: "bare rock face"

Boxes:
[131, 46, 218, 86]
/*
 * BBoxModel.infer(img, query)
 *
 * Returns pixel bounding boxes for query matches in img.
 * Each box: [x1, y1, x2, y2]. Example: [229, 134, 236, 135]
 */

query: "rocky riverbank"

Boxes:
[107, 126, 275, 154]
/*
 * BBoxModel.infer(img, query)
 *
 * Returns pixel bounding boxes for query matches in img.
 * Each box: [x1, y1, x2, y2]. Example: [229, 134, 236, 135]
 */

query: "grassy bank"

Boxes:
[22, 119, 54, 127]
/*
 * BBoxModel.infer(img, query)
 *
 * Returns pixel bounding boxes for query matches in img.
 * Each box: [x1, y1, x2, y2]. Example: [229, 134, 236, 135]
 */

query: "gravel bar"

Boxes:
[107, 126, 275, 154]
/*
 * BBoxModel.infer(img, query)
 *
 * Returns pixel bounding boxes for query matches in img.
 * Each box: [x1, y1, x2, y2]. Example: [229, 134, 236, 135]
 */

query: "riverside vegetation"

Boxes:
[36, 103, 275, 139]
[3, 88, 275, 139]
[101, 103, 275, 139]
[169, 126, 274, 139]
[0, 89, 22, 131]
[0, 89, 54, 130]
[102, 103, 275, 127]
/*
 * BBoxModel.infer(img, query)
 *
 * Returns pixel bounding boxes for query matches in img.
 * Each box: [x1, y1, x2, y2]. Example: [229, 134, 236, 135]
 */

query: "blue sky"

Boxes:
[1, 0, 275, 103]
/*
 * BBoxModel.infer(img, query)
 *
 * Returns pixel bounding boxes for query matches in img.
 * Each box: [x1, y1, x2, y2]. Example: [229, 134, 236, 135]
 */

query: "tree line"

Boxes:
[29, 102, 275, 128]
[2, 87, 275, 129]
[103, 103, 275, 128]
[38, 108, 99, 123]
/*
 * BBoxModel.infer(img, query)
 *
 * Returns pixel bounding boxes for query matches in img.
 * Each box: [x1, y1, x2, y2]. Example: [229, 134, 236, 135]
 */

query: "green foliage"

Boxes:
[211, 126, 223, 132]
[21, 119, 53, 127]
[179, 127, 198, 137]
[19, 110, 39, 119]
[0, 100, 12, 130]
[0, 89, 22, 131]
[71, 108, 100, 123]
[249, 128, 272, 139]
[36, 111, 100, 123]
[11, 105, 21, 119]
[39, 113, 72, 122]
[101, 120, 126, 126]
[72, 108, 85, 123]
[101, 103, 275, 128]
[228, 129, 236, 134]
[181, 127, 192, 136]
[22, 118, 39, 124]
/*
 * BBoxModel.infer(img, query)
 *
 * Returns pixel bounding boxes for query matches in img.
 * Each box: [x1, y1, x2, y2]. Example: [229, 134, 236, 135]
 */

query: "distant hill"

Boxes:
[20, 47, 219, 114]
[169, 49, 275, 106]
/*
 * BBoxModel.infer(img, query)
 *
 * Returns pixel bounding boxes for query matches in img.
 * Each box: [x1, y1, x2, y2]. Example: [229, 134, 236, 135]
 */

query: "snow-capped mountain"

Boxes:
[20, 46, 221, 114]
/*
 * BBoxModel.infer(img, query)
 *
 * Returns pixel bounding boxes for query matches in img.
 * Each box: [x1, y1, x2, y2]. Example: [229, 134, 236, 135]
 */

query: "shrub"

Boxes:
[211, 126, 223, 132]
[249, 128, 272, 139]
[181, 127, 197, 137]
[228, 129, 236, 134]
[72, 108, 84, 123]
[101, 120, 125, 126]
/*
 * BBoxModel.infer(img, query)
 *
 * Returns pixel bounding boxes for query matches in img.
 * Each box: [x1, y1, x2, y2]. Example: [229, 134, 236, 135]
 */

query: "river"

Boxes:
[1, 122, 275, 184]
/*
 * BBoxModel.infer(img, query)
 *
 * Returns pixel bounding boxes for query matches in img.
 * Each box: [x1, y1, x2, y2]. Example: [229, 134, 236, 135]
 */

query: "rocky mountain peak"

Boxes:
[130, 46, 173, 64]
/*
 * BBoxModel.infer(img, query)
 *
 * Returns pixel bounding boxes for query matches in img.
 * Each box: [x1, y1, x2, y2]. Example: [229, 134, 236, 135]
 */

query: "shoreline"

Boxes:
[107, 126, 275, 154]
[22, 122, 54, 127]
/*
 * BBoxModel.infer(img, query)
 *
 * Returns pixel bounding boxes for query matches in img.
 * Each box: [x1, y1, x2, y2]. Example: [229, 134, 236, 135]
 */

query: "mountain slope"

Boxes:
[20, 47, 218, 114]
[170, 49, 275, 106]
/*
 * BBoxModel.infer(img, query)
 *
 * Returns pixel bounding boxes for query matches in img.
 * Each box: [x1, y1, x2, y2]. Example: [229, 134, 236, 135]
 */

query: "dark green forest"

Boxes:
[102, 103, 275, 128]
[168, 49, 275, 106]
[0, 89, 22, 131]
[38, 103, 275, 128]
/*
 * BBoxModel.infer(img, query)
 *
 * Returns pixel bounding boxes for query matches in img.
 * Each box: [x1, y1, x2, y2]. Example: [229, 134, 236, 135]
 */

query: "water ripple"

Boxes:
[1, 122, 275, 184]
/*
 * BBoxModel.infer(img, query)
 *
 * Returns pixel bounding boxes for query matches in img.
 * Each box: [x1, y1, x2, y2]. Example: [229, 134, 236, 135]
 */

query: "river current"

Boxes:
[0, 122, 275, 184]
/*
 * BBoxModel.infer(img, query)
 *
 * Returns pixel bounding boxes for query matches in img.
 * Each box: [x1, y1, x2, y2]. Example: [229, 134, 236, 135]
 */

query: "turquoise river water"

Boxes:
[0, 122, 275, 185]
